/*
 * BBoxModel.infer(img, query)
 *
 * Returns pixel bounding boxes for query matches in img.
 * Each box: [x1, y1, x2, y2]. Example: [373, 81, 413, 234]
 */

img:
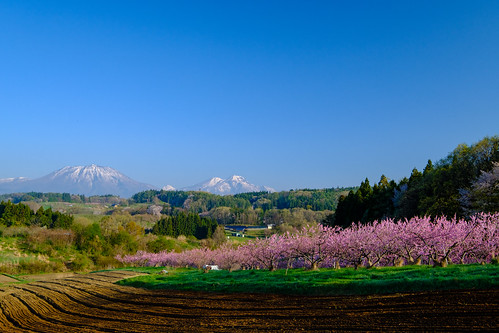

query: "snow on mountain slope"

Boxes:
[0, 165, 157, 198]
[181, 175, 275, 195]
[162, 185, 176, 191]
[0, 167, 275, 197]
[0, 177, 30, 184]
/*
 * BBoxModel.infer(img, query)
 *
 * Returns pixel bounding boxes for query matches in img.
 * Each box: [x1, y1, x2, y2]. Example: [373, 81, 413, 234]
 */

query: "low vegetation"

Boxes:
[0, 207, 205, 274]
[116, 264, 499, 296]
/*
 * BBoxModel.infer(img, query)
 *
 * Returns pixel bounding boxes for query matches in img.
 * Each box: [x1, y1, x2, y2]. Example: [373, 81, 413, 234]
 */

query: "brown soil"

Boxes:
[0, 270, 497, 332]
[17, 272, 75, 282]
[0, 275, 18, 284]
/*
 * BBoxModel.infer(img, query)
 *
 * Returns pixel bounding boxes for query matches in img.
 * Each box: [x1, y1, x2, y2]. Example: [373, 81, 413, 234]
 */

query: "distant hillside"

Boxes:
[132, 187, 354, 213]
[0, 165, 157, 198]
[131, 187, 355, 226]
[0, 192, 124, 205]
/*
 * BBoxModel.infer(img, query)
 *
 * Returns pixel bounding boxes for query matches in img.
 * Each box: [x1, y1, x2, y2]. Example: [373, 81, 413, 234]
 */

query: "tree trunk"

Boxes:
[433, 259, 448, 268]
[394, 258, 404, 267]
[407, 258, 421, 265]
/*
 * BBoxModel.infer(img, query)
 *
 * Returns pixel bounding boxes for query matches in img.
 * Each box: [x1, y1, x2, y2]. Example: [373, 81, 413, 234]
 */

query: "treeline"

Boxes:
[0, 192, 124, 205]
[328, 136, 499, 227]
[132, 188, 353, 213]
[132, 187, 352, 226]
[0, 201, 74, 228]
[152, 212, 218, 239]
[235, 189, 353, 211]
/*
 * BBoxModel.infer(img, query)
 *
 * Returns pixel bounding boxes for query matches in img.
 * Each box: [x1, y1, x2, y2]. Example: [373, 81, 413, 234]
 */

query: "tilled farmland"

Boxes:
[0, 271, 497, 332]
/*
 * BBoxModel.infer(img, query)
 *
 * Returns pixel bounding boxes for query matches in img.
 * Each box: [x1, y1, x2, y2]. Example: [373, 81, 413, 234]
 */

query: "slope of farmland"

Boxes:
[0, 270, 497, 332]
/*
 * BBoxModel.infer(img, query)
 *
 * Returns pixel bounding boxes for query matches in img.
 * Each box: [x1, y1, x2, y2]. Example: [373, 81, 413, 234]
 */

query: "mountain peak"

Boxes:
[228, 175, 245, 182]
[181, 175, 275, 195]
[207, 177, 224, 185]
[0, 165, 157, 198]
[162, 185, 176, 191]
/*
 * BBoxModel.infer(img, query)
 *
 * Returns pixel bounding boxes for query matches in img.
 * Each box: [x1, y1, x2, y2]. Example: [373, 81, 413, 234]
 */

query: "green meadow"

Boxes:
[116, 264, 499, 296]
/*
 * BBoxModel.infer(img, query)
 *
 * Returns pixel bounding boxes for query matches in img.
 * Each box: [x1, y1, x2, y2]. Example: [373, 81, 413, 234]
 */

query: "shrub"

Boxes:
[146, 237, 176, 253]
[71, 254, 94, 272]
[2, 226, 29, 238]
[22, 227, 74, 254]
[109, 230, 138, 253]
[18, 260, 66, 274]
[95, 255, 120, 269]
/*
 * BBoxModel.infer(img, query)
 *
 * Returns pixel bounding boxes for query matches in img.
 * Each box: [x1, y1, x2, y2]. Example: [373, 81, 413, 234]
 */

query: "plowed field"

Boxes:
[0, 270, 497, 332]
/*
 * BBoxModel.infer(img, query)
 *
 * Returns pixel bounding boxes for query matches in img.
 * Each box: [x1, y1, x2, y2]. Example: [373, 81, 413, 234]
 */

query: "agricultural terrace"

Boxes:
[0, 270, 496, 332]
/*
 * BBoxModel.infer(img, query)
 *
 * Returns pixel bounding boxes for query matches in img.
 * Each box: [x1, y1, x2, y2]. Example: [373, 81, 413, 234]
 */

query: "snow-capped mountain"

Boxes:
[181, 175, 275, 195]
[161, 185, 176, 191]
[0, 165, 157, 198]
[0, 177, 30, 194]
[0, 177, 29, 184]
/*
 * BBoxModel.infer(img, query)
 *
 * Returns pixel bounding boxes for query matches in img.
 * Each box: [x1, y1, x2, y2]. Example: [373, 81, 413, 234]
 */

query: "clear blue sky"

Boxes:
[1, 1, 498, 191]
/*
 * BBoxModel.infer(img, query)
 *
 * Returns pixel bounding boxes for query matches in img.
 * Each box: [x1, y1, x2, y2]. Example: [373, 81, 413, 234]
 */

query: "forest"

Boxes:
[132, 187, 353, 212]
[131, 187, 353, 227]
[0, 201, 74, 229]
[0, 192, 125, 205]
[328, 136, 499, 227]
[152, 212, 218, 240]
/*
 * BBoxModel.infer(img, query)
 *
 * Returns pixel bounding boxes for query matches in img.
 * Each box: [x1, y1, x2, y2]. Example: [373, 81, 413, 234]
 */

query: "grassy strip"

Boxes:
[92, 266, 167, 274]
[0, 273, 29, 287]
[116, 264, 499, 296]
[1, 273, 24, 281]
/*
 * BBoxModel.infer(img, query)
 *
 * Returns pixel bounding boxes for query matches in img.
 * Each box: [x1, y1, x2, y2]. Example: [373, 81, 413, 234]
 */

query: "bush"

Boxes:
[22, 227, 74, 254]
[2, 226, 29, 238]
[17, 260, 65, 274]
[95, 255, 120, 269]
[109, 230, 138, 253]
[71, 254, 94, 272]
[146, 237, 176, 253]
[0, 262, 17, 275]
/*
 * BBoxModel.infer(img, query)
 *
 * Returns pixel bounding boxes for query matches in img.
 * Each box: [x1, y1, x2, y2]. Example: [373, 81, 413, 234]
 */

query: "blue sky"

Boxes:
[1, 1, 498, 191]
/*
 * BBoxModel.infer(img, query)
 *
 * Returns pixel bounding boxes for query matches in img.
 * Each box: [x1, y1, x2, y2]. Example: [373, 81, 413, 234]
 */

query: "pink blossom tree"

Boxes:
[288, 224, 339, 270]
[242, 234, 289, 271]
[116, 213, 499, 270]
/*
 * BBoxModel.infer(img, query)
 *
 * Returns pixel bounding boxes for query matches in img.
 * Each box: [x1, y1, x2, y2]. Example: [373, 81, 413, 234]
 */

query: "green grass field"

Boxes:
[224, 227, 268, 243]
[116, 264, 499, 296]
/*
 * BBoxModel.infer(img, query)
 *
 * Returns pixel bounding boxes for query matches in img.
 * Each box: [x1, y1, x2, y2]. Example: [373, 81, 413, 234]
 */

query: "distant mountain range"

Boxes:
[163, 175, 276, 195]
[0, 165, 157, 198]
[0, 165, 275, 198]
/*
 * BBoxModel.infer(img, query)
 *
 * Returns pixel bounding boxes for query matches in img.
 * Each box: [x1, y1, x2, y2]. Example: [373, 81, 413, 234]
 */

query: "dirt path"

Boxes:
[0, 270, 497, 332]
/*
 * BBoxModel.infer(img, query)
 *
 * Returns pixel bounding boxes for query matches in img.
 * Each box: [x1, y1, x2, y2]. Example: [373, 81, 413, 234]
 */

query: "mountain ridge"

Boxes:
[0, 167, 275, 197]
[0, 165, 157, 198]
[179, 175, 275, 195]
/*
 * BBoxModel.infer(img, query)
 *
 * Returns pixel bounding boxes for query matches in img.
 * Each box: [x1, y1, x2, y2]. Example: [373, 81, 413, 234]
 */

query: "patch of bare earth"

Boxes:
[17, 272, 75, 282]
[0, 270, 497, 332]
[0, 275, 18, 284]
